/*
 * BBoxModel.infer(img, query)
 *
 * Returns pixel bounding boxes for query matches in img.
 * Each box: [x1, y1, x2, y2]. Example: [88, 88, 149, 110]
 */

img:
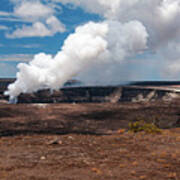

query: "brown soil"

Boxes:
[0, 101, 180, 180]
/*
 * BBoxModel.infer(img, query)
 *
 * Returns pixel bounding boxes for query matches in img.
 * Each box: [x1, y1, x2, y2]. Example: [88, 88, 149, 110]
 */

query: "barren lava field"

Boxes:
[0, 101, 180, 180]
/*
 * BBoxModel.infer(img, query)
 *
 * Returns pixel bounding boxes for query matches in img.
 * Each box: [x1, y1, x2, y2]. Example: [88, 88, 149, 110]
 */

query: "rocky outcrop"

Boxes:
[121, 87, 180, 102]
[131, 91, 180, 102]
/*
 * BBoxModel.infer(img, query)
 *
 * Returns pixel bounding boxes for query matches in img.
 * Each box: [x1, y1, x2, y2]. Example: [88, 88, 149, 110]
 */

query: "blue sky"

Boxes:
[0, 0, 101, 77]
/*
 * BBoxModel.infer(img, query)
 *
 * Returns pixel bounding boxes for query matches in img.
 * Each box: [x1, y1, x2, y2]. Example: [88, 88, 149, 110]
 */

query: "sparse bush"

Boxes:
[129, 120, 162, 134]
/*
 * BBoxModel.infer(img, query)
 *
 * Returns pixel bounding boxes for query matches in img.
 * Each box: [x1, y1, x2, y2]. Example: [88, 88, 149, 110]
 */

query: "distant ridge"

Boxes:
[129, 81, 180, 86]
[1, 78, 180, 94]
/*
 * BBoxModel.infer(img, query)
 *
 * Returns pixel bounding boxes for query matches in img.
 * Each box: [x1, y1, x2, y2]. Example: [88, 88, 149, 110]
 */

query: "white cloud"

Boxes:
[14, 1, 55, 22]
[6, 16, 65, 38]
[0, 25, 8, 30]
[0, 54, 34, 62]
[20, 44, 42, 48]
[4, 0, 66, 38]
[8, 43, 42, 48]
[0, 10, 22, 22]
[0, 17, 30, 22]
[0, 11, 11, 16]
[46, 16, 66, 33]
[7, 22, 51, 38]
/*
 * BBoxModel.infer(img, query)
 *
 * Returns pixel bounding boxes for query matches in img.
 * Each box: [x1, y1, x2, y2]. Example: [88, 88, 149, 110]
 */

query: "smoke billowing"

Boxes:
[5, 0, 180, 99]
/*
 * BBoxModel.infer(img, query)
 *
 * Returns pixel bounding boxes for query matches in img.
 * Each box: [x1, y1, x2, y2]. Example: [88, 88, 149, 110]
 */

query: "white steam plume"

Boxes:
[7, 0, 180, 99]
[5, 20, 148, 99]
[60, 0, 180, 77]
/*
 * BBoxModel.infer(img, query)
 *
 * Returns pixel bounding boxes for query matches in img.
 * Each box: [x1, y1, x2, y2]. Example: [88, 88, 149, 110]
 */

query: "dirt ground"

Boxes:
[0, 101, 180, 180]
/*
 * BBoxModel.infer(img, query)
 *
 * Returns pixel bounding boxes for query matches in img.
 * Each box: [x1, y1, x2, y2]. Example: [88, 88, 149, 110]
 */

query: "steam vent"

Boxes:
[1, 78, 180, 103]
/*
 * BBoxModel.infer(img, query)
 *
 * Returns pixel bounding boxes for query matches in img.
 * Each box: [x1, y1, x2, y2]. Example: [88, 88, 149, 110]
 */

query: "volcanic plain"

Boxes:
[0, 101, 180, 180]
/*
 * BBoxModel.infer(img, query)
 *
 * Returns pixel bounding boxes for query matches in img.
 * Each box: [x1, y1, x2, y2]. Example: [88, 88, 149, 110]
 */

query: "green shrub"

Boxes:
[129, 120, 162, 134]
